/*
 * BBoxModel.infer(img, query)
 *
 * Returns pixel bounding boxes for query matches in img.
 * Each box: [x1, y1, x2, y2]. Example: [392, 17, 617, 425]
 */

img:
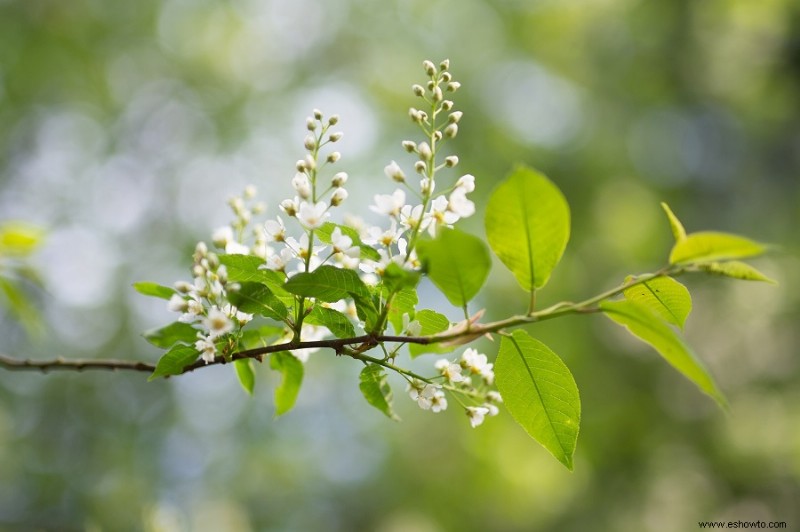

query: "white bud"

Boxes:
[304, 154, 316, 170]
[414, 161, 427, 174]
[328, 131, 343, 142]
[445, 123, 458, 138]
[291, 173, 312, 199]
[444, 155, 459, 168]
[432, 86, 443, 102]
[439, 59, 450, 71]
[384, 160, 406, 183]
[280, 198, 298, 217]
[441, 100, 454, 111]
[313, 109, 323, 120]
[441, 72, 452, 83]
[420, 178, 434, 195]
[433, 131, 443, 141]
[448, 111, 463, 123]
[412, 84, 425, 97]
[402, 140, 417, 153]
[423, 60, 436, 75]
[306, 117, 317, 131]
[328, 114, 339, 126]
[304, 134, 316, 150]
[243, 185, 257, 199]
[417, 142, 432, 161]
[332, 172, 348, 187]
[447, 81, 461, 92]
[326, 151, 341, 163]
[296, 159, 307, 172]
[331, 187, 348, 206]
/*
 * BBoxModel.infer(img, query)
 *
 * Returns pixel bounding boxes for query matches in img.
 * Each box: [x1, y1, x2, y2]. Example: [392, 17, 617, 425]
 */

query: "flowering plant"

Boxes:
[2, 60, 775, 470]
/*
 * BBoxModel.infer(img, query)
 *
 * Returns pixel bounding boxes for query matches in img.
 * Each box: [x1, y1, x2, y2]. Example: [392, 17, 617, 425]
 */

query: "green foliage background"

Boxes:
[1, 0, 798, 530]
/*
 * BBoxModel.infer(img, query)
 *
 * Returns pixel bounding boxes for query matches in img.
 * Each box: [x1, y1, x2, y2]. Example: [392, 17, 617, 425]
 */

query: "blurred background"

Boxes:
[1, 0, 798, 530]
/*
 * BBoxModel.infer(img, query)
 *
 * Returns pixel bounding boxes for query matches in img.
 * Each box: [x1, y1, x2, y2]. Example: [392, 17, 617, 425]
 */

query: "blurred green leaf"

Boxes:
[149, 344, 201, 381]
[669, 232, 766, 265]
[234, 358, 256, 396]
[133, 281, 175, 300]
[381, 262, 420, 294]
[0, 222, 45, 257]
[485, 165, 570, 292]
[143, 321, 198, 349]
[270, 352, 303, 417]
[305, 305, 355, 339]
[228, 281, 288, 321]
[0, 276, 42, 336]
[409, 309, 452, 358]
[495, 330, 581, 471]
[600, 300, 727, 408]
[416, 228, 491, 307]
[698, 261, 777, 284]
[623, 276, 692, 330]
[359, 364, 400, 421]
[239, 325, 286, 349]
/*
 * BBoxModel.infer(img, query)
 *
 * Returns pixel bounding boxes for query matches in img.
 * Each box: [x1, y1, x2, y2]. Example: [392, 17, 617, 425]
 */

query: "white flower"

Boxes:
[408, 381, 439, 410]
[167, 294, 188, 313]
[484, 403, 499, 417]
[428, 195, 459, 235]
[430, 389, 448, 413]
[225, 241, 251, 255]
[264, 247, 294, 271]
[178, 298, 204, 323]
[455, 174, 475, 193]
[212, 226, 234, 249]
[370, 189, 406, 217]
[402, 313, 422, 336]
[399, 204, 427, 232]
[435, 358, 467, 383]
[461, 348, 494, 384]
[420, 177, 434, 195]
[291, 172, 312, 199]
[264, 217, 286, 242]
[384, 160, 406, 182]
[330, 227, 359, 258]
[487, 391, 503, 404]
[297, 201, 330, 229]
[448, 188, 475, 218]
[202, 306, 234, 339]
[362, 221, 401, 247]
[466, 406, 490, 428]
[195, 336, 217, 364]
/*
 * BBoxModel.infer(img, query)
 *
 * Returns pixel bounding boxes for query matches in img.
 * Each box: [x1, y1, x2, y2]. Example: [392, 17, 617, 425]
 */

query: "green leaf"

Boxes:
[305, 305, 356, 339]
[0, 277, 42, 336]
[485, 165, 570, 291]
[149, 344, 201, 380]
[228, 282, 288, 321]
[387, 287, 418, 334]
[234, 358, 256, 395]
[698, 261, 777, 284]
[239, 325, 286, 349]
[143, 321, 198, 349]
[359, 364, 400, 421]
[600, 300, 727, 408]
[219, 255, 290, 297]
[660, 202, 686, 241]
[495, 330, 581, 470]
[623, 276, 692, 330]
[133, 281, 175, 300]
[416, 228, 491, 307]
[284, 265, 371, 302]
[669, 231, 766, 265]
[316, 222, 381, 262]
[409, 309, 453, 358]
[270, 352, 304, 417]
[353, 292, 380, 332]
[0, 222, 45, 257]
[382, 262, 421, 293]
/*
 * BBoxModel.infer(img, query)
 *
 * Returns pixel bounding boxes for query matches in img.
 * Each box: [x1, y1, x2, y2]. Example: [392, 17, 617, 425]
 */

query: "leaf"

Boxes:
[0, 222, 45, 257]
[495, 330, 581, 470]
[623, 276, 692, 330]
[409, 309, 453, 358]
[133, 281, 175, 300]
[316, 222, 381, 262]
[239, 325, 286, 349]
[219, 255, 290, 299]
[270, 352, 304, 417]
[234, 359, 256, 395]
[149, 344, 201, 380]
[699, 261, 777, 284]
[359, 364, 400, 421]
[660, 202, 686, 241]
[0, 277, 42, 336]
[353, 292, 380, 332]
[284, 265, 371, 302]
[143, 321, 198, 348]
[669, 231, 766, 265]
[416, 228, 491, 307]
[485, 165, 570, 291]
[382, 262, 421, 293]
[600, 300, 727, 408]
[305, 305, 355, 339]
[228, 282, 288, 321]
[387, 287, 418, 334]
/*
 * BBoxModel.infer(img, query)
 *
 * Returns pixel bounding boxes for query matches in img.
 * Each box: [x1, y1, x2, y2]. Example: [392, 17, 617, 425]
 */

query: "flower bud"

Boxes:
[328, 131, 343, 142]
[327, 151, 341, 163]
[328, 114, 339, 126]
[433, 131, 443, 141]
[306, 117, 317, 131]
[384, 160, 406, 183]
[423, 60, 436, 75]
[243, 185, 257, 199]
[444, 155, 459, 168]
[402, 140, 417, 153]
[448, 111, 463, 123]
[447, 81, 461, 92]
[441, 100, 454, 111]
[280, 198, 298, 217]
[331, 187, 348, 206]
[441, 72, 452, 83]
[304, 154, 316, 170]
[332, 172, 348, 187]
[304, 134, 316, 150]
[296, 159, 307, 172]
[313, 109, 323, 120]
[420, 178, 434, 195]
[412, 84, 425, 97]
[439, 59, 450, 71]
[414, 161, 427, 174]
[445, 123, 458, 138]
[432, 86, 443, 102]
[417, 142, 432, 161]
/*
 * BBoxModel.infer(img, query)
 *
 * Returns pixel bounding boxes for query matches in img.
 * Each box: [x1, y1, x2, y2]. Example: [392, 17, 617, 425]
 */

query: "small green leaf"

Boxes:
[387, 287, 418, 334]
[382, 262, 421, 293]
[284, 265, 371, 302]
[143, 321, 198, 349]
[600, 300, 727, 408]
[409, 309, 452, 358]
[416, 228, 491, 307]
[660, 202, 686, 241]
[669, 231, 766, 265]
[316, 222, 381, 262]
[0, 222, 45, 257]
[485, 165, 570, 292]
[270, 352, 304, 416]
[149, 344, 201, 380]
[359, 364, 400, 421]
[234, 358, 256, 395]
[699, 261, 777, 284]
[219, 255, 290, 298]
[495, 330, 581, 470]
[354, 292, 380, 332]
[239, 325, 286, 349]
[623, 276, 692, 330]
[305, 305, 355, 339]
[228, 282, 288, 321]
[133, 281, 175, 300]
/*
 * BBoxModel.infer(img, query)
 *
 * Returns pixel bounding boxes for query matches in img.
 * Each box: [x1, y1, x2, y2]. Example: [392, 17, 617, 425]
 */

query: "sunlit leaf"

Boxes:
[485, 165, 570, 292]
[495, 330, 581, 470]
[660, 202, 686, 241]
[409, 309, 452, 358]
[149, 344, 201, 380]
[600, 300, 727, 408]
[234, 358, 256, 395]
[416, 228, 491, 307]
[143, 321, 198, 348]
[284, 265, 371, 302]
[669, 231, 766, 265]
[219, 255, 289, 297]
[0, 222, 45, 257]
[359, 364, 400, 421]
[623, 276, 691, 330]
[270, 352, 303, 416]
[305, 305, 355, 339]
[133, 281, 175, 300]
[699, 261, 777, 284]
[387, 287, 418, 334]
[228, 282, 288, 321]
[382, 262, 421, 293]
